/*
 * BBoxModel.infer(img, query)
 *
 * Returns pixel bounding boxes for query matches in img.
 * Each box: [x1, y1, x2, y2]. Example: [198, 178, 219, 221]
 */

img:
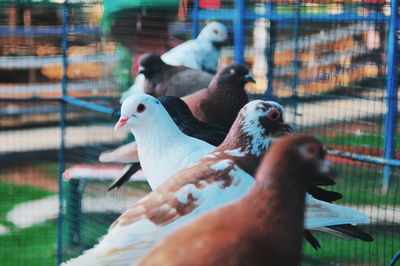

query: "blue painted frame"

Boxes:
[382, 0, 399, 191]
[57, 2, 68, 264]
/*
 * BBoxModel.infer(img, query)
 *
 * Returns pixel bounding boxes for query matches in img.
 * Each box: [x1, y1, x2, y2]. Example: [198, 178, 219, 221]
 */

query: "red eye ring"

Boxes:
[213, 29, 219, 34]
[137, 103, 146, 113]
[268, 109, 280, 121]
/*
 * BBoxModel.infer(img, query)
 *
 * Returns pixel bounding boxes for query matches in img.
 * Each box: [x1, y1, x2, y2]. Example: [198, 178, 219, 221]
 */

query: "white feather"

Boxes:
[304, 194, 370, 228]
[120, 94, 215, 190]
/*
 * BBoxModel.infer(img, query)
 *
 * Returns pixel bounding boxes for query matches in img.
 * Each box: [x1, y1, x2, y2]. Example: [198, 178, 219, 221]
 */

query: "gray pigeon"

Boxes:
[138, 53, 213, 98]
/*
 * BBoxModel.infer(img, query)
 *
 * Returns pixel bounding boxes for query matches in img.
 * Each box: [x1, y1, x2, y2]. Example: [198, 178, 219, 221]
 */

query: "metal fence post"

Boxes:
[234, 0, 245, 64]
[290, 0, 301, 131]
[265, 2, 276, 100]
[64, 179, 83, 249]
[57, 0, 68, 264]
[192, 0, 199, 39]
[382, 0, 398, 192]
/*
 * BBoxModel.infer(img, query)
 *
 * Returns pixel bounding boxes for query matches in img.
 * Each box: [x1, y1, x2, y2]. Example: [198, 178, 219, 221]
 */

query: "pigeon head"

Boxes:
[198, 21, 228, 44]
[138, 53, 165, 78]
[115, 94, 166, 130]
[234, 100, 292, 156]
[212, 64, 255, 91]
[258, 135, 336, 186]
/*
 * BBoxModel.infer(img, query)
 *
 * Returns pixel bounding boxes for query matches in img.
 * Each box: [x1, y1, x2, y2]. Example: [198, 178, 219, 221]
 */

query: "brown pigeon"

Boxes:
[182, 63, 254, 129]
[136, 135, 336, 266]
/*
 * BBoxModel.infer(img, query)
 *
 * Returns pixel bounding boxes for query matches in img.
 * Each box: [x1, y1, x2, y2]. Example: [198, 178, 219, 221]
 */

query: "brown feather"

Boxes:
[182, 64, 250, 129]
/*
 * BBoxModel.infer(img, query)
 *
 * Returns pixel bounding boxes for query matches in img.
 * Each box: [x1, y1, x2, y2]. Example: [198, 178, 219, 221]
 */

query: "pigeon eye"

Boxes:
[230, 69, 236, 74]
[268, 109, 280, 121]
[302, 143, 319, 159]
[213, 29, 219, 35]
[137, 103, 146, 113]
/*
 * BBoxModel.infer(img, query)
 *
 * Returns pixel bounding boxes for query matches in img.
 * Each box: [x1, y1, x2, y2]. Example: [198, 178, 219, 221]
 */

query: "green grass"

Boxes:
[1, 164, 396, 266]
[332, 164, 400, 206]
[0, 182, 54, 227]
[0, 182, 56, 265]
[319, 134, 400, 150]
[0, 222, 56, 266]
[300, 163, 400, 265]
[303, 227, 400, 265]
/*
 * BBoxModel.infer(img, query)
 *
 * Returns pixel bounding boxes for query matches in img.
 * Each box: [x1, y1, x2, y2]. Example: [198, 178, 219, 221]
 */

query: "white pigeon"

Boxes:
[114, 94, 215, 190]
[120, 21, 227, 102]
[62, 101, 370, 266]
[161, 21, 227, 73]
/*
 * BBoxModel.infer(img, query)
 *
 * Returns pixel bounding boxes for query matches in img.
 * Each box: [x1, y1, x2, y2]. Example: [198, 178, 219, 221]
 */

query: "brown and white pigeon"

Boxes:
[62, 100, 292, 266]
[136, 135, 336, 266]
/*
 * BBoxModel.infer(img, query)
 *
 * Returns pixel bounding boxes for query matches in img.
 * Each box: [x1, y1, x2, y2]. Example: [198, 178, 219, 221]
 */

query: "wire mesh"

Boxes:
[0, 0, 399, 265]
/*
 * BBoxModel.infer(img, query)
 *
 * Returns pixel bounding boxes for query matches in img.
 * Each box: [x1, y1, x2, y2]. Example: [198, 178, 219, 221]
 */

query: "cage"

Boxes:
[0, 0, 399, 265]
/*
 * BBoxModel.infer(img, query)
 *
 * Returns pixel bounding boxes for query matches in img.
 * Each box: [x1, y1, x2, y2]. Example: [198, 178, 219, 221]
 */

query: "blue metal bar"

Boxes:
[193, 9, 395, 23]
[57, 1, 68, 264]
[0, 97, 60, 102]
[61, 95, 119, 116]
[264, 20, 276, 99]
[233, 0, 245, 64]
[0, 26, 101, 36]
[326, 149, 400, 168]
[382, 0, 399, 191]
[192, 0, 199, 39]
[290, 0, 301, 131]
[0, 96, 118, 103]
[390, 250, 400, 266]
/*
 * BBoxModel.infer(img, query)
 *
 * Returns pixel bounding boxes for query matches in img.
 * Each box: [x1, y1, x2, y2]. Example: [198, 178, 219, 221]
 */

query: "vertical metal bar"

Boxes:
[192, 0, 199, 39]
[265, 2, 275, 99]
[64, 179, 83, 250]
[382, 0, 398, 191]
[234, 0, 245, 64]
[57, 0, 68, 264]
[290, 0, 301, 131]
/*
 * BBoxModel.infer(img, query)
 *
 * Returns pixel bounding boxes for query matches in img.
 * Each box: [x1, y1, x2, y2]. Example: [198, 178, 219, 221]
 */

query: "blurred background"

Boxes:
[0, 0, 399, 265]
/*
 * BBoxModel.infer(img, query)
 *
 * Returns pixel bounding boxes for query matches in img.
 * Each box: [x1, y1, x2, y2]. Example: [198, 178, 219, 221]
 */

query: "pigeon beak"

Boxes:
[244, 74, 256, 84]
[114, 115, 129, 131]
[310, 158, 337, 186]
[212, 39, 230, 48]
[271, 122, 293, 138]
[137, 66, 145, 75]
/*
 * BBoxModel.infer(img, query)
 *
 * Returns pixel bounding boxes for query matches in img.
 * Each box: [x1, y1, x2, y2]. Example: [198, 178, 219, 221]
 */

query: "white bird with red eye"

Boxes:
[115, 94, 215, 190]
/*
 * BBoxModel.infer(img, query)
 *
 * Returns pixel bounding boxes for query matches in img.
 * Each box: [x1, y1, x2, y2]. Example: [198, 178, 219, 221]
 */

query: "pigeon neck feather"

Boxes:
[129, 111, 186, 146]
[214, 114, 270, 175]
[237, 153, 308, 264]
